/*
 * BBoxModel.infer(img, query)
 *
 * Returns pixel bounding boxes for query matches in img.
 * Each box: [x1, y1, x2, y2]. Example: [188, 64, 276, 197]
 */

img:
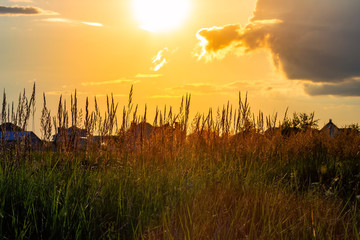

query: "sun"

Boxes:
[132, 0, 190, 32]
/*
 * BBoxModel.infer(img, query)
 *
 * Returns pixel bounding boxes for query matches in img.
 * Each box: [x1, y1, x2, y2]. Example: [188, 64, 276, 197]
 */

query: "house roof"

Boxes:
[52, 126, 88, 142]
[128, 122, 154, 138]
[320, 119, 341, 137]
[321, 119, 339, 131]
[0, 122, 41, 143]
[0, 130, 41, 143]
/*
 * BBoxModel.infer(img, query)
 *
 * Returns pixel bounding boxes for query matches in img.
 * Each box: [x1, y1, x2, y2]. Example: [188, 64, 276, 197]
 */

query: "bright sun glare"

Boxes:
[132, 0, 190, 32]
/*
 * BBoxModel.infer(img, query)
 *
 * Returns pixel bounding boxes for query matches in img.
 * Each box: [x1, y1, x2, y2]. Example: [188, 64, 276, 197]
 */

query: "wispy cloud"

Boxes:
[136, 73, 162, 78]
[81, 79, 138, 87]
[171, 82, 237, 95]
[45, 91, 127, 98]
[45, 89, 127, 97]
[173, 83, 219, 93]
[45, 90, 89, 96]
[145, 83, 236, 99]
[9, 0, 33, 2]
[93, 93, 128, 98]
[82, 22, 103, 27]
[0, 5, 57, 15]
[151, 47, 179, 71]
[42, 18, 71, 23]
[45, 91, 70, 96]
[168, 80, 296, 97]
[42, 18, 104, 27]
[149, 94, 182, 99]
[152, 48, 168, 71]
[82, 74, 159, 87]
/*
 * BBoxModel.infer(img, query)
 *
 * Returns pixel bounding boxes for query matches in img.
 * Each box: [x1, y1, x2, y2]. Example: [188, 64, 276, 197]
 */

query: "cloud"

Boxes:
[196, 20, 280, 61]
[93, 93, 128, 98]
[82, 22, 103, 27]
[148, 83, 229, 98]
[81, 79, 138, 87]
[151, 47, 178, 71]
[42, 18, 103, 27]
[45, 90, 127, 97]
[0, 5, 56, 15]
[45, 90, 89, 96]
[82, 74, 160, 87]
[42, 18, 71, 23]
[170, 82, 241, 96]
[195, 0, 360, 87]
[167, 79, 301, 98]
[149, 94, 182, 99]
[9, 0, 33, 2]
[152, 48, 169, 71]
[173, 83, 223, 94]
[135, 73, 162, 78]
[304, 79, 360, 97]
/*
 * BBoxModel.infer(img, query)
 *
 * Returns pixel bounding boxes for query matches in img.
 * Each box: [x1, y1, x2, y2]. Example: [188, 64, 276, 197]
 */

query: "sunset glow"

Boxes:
[1, 1, 360, 237]
[1, 0, 360, 130]
[132, 0, 190, 32]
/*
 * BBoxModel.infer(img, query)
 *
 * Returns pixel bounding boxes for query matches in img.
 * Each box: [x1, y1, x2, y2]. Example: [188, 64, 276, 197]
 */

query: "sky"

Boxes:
[1, 0, 360, 133]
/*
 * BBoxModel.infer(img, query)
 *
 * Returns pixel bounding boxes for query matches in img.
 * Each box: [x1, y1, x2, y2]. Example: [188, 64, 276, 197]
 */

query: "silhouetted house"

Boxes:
[52, 126, 88, 151]
[127, 122, 154, 140]
[124, 122, 185, 150]
[320, 119, 340, 137]
[0, 123, 41, 145]
[126, 122, 184, 140]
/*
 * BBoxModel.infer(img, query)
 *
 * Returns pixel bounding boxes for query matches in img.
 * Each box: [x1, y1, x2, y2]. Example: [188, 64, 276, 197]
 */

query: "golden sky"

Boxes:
[1, 0, 360, 131]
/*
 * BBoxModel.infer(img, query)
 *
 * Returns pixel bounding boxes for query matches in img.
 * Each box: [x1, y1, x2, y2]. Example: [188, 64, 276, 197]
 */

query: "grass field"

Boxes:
[0, 86, 359, 239]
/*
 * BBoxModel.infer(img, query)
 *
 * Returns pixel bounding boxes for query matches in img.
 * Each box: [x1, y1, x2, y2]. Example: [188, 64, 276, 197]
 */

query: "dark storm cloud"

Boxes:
[196, 0, 360, 88]
[304, 80, 360, 97]
[0, 5, 56, 15]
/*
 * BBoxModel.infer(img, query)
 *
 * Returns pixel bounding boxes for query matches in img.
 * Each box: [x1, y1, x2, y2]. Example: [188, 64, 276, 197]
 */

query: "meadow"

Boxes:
[0, 85, 359, 239]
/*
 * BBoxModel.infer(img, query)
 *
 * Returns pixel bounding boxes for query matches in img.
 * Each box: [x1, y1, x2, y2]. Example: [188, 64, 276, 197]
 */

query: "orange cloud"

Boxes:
[196, 20, 281, 61]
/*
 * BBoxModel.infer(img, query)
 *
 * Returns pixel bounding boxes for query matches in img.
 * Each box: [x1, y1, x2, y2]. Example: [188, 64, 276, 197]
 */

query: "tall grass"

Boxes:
[0, 85, 359, 239]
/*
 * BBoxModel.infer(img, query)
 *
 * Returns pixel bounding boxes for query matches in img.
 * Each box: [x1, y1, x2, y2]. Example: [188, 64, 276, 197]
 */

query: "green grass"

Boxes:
[0, 86, 359, 239]
[0, 137, 359, 240]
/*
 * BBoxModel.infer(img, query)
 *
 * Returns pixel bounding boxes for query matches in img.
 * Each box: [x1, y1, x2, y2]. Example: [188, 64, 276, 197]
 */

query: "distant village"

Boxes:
[0, 119, 358, 150]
